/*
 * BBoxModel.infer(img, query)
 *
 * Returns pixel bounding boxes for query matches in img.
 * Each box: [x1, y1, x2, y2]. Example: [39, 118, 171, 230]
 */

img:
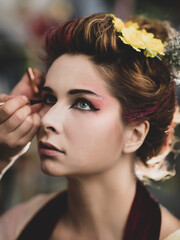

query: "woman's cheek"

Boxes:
[64, 112, 97, 140]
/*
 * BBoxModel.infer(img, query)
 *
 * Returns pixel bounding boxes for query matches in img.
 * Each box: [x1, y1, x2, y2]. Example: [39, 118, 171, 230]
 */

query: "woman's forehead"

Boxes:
[45, 54, 111, 94]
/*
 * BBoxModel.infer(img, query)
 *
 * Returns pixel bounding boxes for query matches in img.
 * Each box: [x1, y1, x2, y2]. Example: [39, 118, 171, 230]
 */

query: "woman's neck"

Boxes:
[64, 157, 137, 240]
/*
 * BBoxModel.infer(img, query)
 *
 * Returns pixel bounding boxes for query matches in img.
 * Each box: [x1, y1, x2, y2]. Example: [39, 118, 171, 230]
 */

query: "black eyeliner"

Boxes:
[70, 98, 100, 111]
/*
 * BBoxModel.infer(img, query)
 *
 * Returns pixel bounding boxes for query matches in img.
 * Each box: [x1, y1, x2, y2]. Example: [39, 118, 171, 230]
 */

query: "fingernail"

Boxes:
[21, 95, 28, 102]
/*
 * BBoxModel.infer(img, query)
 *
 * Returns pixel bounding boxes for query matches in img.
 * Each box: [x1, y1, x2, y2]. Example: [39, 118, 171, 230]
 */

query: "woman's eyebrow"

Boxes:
[68, 89, 100, 97]
[41, 87, 102, 99]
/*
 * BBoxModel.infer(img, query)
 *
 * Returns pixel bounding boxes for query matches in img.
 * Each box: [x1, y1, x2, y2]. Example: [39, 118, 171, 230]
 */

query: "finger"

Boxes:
[0, 95, 28, 123]
[1, 105, 32, 132]
[0, 94, 8, 102]
[18, 113, 41, 145]
[4, 115, 33, 148]
[30, 102, 43, 114]
[0, 94, 14, 103]
[15, 113, 40, 140]
[6, 113, 40, 148]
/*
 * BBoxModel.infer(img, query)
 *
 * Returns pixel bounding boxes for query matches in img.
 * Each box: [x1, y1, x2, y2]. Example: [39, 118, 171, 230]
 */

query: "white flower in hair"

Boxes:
[165, 28, 180, 84]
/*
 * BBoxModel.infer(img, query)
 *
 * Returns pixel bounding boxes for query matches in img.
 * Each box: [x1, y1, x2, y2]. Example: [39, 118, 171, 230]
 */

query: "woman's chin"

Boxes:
[40, 159, 66, 177]
[40, 165, 55, 176]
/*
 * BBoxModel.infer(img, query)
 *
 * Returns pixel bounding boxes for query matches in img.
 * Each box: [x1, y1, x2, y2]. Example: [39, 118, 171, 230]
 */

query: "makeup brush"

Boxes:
[0, 99, 43, 106]
[0, 68, 43, 106]
[26, 67, 39, 94]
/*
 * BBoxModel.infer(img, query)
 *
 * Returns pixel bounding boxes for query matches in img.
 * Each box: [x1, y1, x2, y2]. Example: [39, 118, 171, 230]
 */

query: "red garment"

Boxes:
[123, 181, 161, 240]
[17, 180, 161, 240]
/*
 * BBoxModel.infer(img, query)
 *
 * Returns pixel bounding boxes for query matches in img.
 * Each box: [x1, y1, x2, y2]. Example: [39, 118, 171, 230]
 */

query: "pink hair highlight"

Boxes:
[123, 93, 171, 122]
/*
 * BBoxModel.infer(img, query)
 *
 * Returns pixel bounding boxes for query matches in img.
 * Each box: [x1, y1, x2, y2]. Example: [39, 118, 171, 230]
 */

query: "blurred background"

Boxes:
[0, 0, 180, 218]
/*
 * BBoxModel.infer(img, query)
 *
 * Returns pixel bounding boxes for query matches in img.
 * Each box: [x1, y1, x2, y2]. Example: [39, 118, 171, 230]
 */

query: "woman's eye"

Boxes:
[70, 98, 99, 112]
[76, 101, 91, 110]
[43, 94, 57, 105]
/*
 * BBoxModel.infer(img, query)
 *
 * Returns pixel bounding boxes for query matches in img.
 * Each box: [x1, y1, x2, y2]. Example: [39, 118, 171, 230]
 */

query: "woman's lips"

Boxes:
[38, 141, 65, 156]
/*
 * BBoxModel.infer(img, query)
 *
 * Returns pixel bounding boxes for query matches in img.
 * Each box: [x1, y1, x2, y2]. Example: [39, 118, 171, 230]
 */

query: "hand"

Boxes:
[0, 94, 40, 163]
[11, 68, 44, 98]
[11, 68, 45, 113]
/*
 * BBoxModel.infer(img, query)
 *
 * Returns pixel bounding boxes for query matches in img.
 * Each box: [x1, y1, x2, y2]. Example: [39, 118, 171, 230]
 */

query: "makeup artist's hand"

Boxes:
[11, 68, 44, 97]
[0, 94, 40, 164]
[11, 69, 45, 113]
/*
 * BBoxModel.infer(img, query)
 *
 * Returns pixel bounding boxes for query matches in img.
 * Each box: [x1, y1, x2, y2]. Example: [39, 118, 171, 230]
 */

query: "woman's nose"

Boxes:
[41, 114, 57, 133]
[44, 125, 56, 133]
[40, 105, 64, 134]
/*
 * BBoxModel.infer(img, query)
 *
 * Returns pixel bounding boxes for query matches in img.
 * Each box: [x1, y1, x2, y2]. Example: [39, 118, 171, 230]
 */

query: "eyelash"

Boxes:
[42, 94, 57, 105]
[70, 98, 100, 112]
[42, 94, 100, 112]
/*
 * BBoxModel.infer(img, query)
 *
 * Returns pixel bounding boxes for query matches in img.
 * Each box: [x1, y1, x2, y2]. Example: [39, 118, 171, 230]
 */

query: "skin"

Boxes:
[0, 54, 179, 239]
[0, 69, 43, 164]
[36, 54, 150, 239]
[37, 54, 130, 177]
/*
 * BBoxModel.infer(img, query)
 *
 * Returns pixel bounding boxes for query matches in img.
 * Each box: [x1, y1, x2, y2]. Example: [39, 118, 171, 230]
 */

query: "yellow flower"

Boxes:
[107, 14, 165, 59]
[126, 21, 139, 29]
[119, 27, 146, 51]
[108, 14, 124, 32]
[144, 38, 165, 57]
[113, 17, 124, 32]
[120, 26, 165, 57]
[140, 29, 154, 41]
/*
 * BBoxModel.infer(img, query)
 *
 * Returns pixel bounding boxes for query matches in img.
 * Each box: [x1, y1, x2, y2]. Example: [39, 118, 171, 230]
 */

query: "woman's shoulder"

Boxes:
[0, 192, 58, 240]
[164, 229, 180, 240]
[160, 205, 180, 240]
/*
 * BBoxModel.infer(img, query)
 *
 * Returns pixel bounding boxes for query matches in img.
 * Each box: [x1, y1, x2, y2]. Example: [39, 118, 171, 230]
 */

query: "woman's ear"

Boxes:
[123, 120, 150, 154]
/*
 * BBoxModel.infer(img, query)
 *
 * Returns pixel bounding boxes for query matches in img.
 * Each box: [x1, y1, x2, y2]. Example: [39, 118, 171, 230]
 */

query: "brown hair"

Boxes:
[44, 13, 176, 165]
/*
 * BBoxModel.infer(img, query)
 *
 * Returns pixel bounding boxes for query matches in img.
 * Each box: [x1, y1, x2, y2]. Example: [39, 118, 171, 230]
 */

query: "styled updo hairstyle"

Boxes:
[44, 13, 176, 165]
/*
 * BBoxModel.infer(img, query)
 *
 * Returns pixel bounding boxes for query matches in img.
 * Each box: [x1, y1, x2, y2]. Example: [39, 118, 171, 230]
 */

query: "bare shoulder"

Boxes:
[164, 229, 180, 240]
[160, 205, 180, 240]
[0, 192, 58, 240]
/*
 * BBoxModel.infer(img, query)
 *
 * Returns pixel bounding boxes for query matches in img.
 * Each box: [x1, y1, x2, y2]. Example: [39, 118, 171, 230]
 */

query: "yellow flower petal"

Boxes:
[108, 14, 165, 59]
[112, 17, 124, 32]
[140, 29, 154, 41]
[120, 27, 146, 51]
[126, 21, 139, 29]
[146, 39, 165, 55]
[107, 14, 124, 32]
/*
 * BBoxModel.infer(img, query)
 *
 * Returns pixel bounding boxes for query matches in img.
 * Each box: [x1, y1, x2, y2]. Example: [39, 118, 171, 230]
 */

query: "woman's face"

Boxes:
[37, 54, 128, 177]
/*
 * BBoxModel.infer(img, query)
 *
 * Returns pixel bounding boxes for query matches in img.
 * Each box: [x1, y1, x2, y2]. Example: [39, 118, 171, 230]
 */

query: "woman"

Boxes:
[0, 13, 180, 239]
